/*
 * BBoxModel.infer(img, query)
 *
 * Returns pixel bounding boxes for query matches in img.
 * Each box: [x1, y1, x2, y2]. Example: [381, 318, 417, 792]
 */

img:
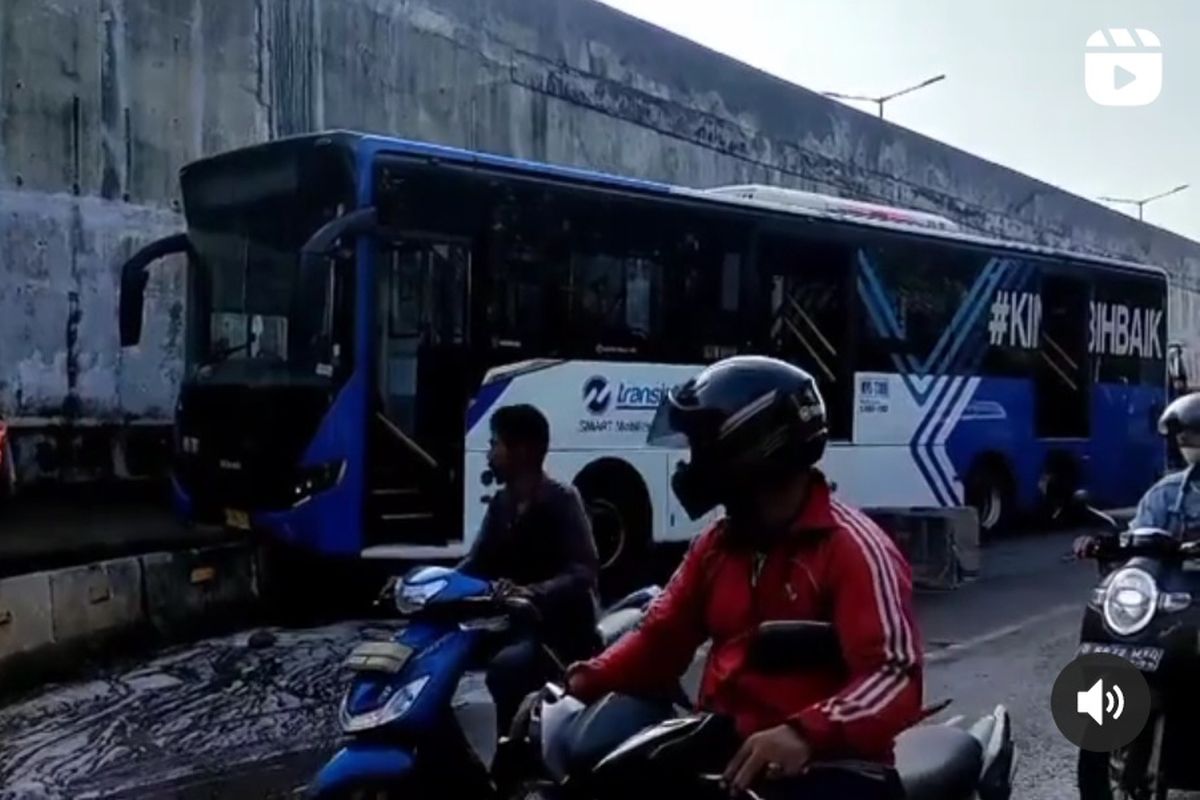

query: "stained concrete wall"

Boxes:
[3, 0, 1200, 439]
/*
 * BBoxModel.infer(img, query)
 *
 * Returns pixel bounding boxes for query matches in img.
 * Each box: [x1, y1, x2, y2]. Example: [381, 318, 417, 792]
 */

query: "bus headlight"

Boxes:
[292, 460, 347, 506]
[1103, 567, 1158, 636]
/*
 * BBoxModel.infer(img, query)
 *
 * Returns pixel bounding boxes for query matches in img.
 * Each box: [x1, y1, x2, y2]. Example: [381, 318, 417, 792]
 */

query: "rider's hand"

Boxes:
[493, 578, 533, 599]
[564, 662, 591, 698]
[1072, 534, 1097, 559]
[722, 724, 812, 795]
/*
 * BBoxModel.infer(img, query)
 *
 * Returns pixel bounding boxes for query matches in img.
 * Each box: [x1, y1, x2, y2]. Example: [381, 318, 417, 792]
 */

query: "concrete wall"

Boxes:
[4, 0, 1200, 438]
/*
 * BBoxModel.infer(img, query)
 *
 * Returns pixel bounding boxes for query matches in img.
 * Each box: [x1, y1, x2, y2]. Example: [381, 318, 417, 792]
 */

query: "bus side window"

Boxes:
[481, 185, 571, 357]
[857, 241, 986, 378]
[672, 233, 749, 363]
[1092, 276, 1167, 390]
[569, 251, 665, 357]
[758, 235, 853, 440]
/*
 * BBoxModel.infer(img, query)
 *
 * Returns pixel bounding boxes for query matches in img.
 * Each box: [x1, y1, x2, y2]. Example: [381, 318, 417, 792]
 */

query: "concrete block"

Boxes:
[864, 508, 978, 591]
[48, 557, 144, 643]
[140, 544, 258, 635]
[943, 506, 981, 577]
[0, 573, 54, 659]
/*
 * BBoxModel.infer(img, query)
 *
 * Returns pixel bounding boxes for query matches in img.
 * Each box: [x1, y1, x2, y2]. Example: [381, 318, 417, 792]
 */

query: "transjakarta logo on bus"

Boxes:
[582, 376, 671, 416]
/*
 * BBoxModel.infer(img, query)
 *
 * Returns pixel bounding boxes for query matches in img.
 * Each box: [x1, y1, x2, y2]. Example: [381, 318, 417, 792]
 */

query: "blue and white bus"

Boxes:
[118, 131, 1167, 588]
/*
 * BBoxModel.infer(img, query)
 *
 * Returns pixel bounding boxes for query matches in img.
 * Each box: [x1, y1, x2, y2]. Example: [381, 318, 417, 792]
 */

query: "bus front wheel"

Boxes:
[575, 465, 652, 603]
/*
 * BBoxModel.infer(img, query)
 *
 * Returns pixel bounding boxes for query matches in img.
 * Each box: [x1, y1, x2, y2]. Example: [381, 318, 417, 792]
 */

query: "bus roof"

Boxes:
[221, 131, 1167, 283]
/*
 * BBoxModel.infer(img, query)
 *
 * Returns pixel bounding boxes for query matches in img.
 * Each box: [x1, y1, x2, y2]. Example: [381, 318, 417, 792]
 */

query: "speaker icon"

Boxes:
[1077, 678, 1125, 726]
[1052, 653, 1151, 752]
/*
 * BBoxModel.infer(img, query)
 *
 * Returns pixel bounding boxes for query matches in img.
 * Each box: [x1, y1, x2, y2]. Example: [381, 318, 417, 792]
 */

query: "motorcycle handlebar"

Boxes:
[499, 594, 543, 624]
[1085, 536, 1200, 561]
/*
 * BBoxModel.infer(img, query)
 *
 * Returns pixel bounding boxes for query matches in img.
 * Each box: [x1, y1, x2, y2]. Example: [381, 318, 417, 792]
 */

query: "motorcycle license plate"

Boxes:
[344, 641, 413, 674]
[223, 509, 251, 530]
[1077, 642, 1165, 672]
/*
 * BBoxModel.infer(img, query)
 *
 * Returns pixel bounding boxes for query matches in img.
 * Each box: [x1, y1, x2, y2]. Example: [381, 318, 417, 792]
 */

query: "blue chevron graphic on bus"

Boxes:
[856, 252, 1030, 403]
[854, 253, 1042, 507]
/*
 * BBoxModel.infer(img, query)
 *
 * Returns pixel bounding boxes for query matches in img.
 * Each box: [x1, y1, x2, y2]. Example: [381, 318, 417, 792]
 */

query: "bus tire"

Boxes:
[1039, 451, 1081, 528]
[574, 462, 652, 604]
[965, 457, 1014, 539]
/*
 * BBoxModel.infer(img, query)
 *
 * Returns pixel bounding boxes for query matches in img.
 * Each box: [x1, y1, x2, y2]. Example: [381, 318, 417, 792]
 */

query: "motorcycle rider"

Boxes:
[1074, 392, 1200, 557]
[459, 403, 601, 736]
[565, 356, 922, 799]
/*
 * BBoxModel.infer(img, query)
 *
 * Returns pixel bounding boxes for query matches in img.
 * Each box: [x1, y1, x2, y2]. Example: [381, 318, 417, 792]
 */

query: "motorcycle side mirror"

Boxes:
[746, 620, 844, 674]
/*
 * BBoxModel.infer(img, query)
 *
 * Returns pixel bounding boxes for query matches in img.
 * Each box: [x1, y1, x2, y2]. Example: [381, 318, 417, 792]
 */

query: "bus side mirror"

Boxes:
[299, 207, 379, 275]
[117, 233, 191, 347]
[119, 271, 149, 347]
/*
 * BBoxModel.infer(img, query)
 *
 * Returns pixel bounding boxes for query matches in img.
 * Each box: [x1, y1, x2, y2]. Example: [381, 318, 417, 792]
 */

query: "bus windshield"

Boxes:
[181, 142, 356, 384]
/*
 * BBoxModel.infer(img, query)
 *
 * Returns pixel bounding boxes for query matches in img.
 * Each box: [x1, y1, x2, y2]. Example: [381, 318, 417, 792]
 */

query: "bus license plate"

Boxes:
[224, 509, 251, 530]
[345, 641, 413, 674]
[1077, 642, 1164, 672]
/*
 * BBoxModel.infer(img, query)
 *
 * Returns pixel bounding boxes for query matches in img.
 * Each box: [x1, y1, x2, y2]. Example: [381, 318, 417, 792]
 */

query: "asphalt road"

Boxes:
[0, 529, 1118, 799]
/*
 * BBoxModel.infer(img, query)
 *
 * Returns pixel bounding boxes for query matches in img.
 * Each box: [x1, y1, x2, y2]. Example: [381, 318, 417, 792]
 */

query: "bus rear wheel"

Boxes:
[965, 459, 1014, 539]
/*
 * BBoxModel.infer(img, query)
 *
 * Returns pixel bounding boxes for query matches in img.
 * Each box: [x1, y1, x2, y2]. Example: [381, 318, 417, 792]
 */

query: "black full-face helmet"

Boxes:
[647, 355, 828, 521]
[1159, 392, 1200, 465]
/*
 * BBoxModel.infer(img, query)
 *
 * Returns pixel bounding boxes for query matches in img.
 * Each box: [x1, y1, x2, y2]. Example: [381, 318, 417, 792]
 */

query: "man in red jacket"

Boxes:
[566, 356, 922, 799]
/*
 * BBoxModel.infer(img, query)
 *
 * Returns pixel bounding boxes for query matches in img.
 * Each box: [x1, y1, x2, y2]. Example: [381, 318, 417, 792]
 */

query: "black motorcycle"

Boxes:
[502, 621, 1016, 800]
[1078, 526, 1200, 798]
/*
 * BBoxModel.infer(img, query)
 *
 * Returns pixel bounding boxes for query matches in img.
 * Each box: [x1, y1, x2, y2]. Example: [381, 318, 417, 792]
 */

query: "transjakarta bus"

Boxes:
[118, 131, 1167, 587]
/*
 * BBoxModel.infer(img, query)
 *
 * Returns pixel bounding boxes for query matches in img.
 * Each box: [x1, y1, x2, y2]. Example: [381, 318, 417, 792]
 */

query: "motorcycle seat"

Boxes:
[894, 725, 982, 800]
[597, 607, 644, 648]
[603, 586, 662, 616]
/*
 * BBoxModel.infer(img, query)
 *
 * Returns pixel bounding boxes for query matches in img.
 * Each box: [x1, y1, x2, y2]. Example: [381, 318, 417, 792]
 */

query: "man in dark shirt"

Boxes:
[458, 403, 601, 735]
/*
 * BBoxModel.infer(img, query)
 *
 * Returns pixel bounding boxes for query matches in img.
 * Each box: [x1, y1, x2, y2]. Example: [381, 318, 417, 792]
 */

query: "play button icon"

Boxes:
[1114, 65, 1138, 90]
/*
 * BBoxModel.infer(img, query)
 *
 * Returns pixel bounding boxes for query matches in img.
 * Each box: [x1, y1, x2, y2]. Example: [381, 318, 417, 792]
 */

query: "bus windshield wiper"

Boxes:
[201, 341, 251, 365]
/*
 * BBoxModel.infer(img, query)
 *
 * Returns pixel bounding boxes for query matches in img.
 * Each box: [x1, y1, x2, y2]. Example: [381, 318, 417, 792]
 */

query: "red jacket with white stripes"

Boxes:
[570, 472, 923, 764]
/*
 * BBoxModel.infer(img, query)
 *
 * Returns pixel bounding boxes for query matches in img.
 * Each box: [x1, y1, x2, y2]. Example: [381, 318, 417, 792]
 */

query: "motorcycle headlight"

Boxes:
[1103, 567, 1158, 636]
[395, 579, 447, 615]
[292, 460, 346, 507]
[339, 675, 431, 733]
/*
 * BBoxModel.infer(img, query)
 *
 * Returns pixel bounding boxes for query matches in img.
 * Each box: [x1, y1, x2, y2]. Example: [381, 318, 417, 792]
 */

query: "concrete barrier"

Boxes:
[49, 557, 144, 643]
[141, 543, 259, 635]
[0, 543, 261, 698]
[864, 506, 981, 591]
[0, 573, 54, 660]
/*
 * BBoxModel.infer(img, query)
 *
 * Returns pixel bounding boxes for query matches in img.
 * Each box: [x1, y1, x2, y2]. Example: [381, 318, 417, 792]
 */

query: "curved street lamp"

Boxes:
[823, 74, 946, 120]
[1099, 184, 1190, 221]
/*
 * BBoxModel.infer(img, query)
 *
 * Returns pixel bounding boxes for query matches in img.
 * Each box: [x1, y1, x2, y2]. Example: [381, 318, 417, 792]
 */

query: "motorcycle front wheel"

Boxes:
[310, 788, 401, 800]
[1077, 714, 1168, 800]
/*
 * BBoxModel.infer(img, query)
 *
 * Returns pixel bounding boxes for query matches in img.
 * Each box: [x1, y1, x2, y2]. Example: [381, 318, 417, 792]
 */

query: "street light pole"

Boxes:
[823, 74, 946, 121]
[1099, 184, 1190, 222]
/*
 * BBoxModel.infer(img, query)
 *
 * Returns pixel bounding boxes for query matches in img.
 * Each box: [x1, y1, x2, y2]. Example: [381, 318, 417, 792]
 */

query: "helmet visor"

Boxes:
[646, 393, 689, 449]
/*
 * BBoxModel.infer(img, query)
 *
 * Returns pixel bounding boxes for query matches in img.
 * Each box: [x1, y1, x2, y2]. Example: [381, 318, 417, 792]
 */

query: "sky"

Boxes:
[594, 0, 1200, 243]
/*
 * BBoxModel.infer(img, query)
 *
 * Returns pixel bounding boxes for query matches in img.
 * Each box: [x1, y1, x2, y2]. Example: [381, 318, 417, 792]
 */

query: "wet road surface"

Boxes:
[0, 529, 1117, 798]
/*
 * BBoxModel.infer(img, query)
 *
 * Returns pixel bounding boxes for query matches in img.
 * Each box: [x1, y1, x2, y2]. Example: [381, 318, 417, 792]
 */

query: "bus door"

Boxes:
[756, 233, 855, 441]
[1035, 274, 1090, 439]
[371, 236, 472, 545]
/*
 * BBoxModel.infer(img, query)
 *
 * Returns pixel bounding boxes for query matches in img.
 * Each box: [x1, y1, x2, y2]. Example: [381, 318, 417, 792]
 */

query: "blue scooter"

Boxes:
[308, 565, 658, 798]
